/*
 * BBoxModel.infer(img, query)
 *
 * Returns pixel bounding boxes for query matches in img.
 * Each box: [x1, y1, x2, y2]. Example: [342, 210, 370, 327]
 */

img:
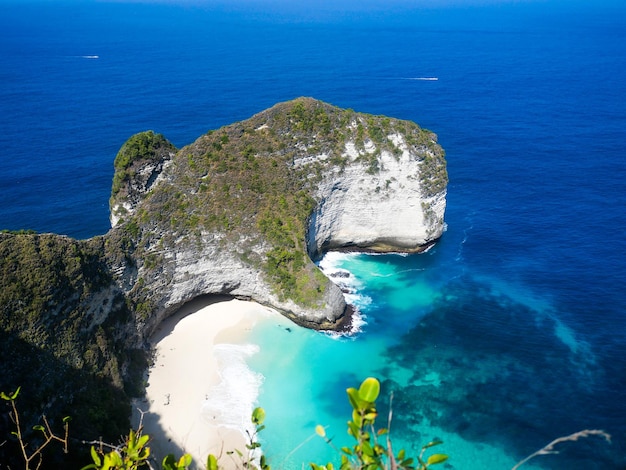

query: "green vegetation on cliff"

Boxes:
[0, 233, 145, 457]
[111, 130, 177, 200]
[117, 98, 446, 306]
[0, 234, 110, 340]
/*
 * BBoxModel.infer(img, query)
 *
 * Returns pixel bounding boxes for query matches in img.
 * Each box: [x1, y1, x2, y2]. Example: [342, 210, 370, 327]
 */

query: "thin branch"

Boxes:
[9, 399, 30, 467]
[43, 415, 68, 450]
[387, 392, 397, 470]
[512, 429, 611, 470]
[282, 430, 320, 466]
[79, 439, 123, 452]
[417, 445, 427, 469]
[3, 390, 70, 470]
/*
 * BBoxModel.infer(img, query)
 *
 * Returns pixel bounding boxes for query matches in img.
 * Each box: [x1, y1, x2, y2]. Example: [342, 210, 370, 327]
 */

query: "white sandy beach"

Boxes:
[132, 297, 276, 469]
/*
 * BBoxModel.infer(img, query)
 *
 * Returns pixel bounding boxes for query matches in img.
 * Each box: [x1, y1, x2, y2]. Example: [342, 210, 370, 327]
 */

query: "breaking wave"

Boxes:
[201, 343, 263, 436]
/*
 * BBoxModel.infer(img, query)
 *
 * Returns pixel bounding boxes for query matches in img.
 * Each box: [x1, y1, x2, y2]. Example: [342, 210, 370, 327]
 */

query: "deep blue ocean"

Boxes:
[1, 1, 625, 468]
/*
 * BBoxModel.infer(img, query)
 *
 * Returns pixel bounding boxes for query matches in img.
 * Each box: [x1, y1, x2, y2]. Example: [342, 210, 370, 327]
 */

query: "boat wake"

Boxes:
[403, 77, 438, 81]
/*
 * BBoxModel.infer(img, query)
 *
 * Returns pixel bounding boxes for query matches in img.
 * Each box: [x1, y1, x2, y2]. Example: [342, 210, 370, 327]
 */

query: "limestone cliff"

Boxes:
[307, 129, 446, 256]
[0, 98, 446, 440]
[107, 97, 447, 337]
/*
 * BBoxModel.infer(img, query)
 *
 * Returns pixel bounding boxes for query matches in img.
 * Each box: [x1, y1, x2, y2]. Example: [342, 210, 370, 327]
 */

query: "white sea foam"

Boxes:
[201, 343, 263, 436]
[367, 250, 410, 257]
[317, 250, 349, 271]
[456, 219, 473, 262]
[81, 55, 99, 59]
[318, 251, 371, 335]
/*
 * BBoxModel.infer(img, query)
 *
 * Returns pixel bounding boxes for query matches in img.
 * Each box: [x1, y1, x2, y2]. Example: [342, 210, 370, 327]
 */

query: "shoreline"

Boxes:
[132, 297, 276, 469]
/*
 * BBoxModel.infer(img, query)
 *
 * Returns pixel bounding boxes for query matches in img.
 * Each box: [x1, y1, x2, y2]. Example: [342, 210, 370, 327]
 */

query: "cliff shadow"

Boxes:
[0, 330, 132, 469]
[133, 294, 248, 468]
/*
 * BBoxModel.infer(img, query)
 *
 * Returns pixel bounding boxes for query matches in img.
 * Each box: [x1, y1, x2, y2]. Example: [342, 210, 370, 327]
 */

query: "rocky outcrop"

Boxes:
[105, 98, 447, 338]
[109, 131, 177, 227]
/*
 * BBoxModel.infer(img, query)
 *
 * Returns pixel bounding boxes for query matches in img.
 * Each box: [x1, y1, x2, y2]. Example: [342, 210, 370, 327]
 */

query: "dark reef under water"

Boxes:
[377, 277, 623, 469]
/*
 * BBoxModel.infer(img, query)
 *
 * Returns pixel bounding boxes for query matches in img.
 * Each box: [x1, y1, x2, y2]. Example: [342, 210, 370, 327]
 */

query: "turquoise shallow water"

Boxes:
[246, 252, 546, 470]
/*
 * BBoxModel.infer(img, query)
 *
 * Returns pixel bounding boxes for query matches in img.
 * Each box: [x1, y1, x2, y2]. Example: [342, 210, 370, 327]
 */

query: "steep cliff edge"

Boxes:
[0, 98, 446, 441]
[107, 97, 447, 337]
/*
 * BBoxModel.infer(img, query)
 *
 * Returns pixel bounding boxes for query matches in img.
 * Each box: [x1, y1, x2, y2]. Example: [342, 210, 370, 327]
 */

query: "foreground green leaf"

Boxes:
[358, 377, 380, 403]
[426, 453, 448, 465]
[252, 407, 266, 425]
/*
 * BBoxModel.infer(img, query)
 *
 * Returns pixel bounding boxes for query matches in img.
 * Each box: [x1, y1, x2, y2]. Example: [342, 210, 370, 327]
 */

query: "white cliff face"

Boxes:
[137, 233, 346, 338]
[110, 201, 132, 228]
[308, 133, 446, 257]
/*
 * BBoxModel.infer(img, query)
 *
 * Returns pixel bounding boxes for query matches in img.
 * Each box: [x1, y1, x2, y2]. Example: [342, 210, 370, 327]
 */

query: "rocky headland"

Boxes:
[0, 98, 447, 445]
